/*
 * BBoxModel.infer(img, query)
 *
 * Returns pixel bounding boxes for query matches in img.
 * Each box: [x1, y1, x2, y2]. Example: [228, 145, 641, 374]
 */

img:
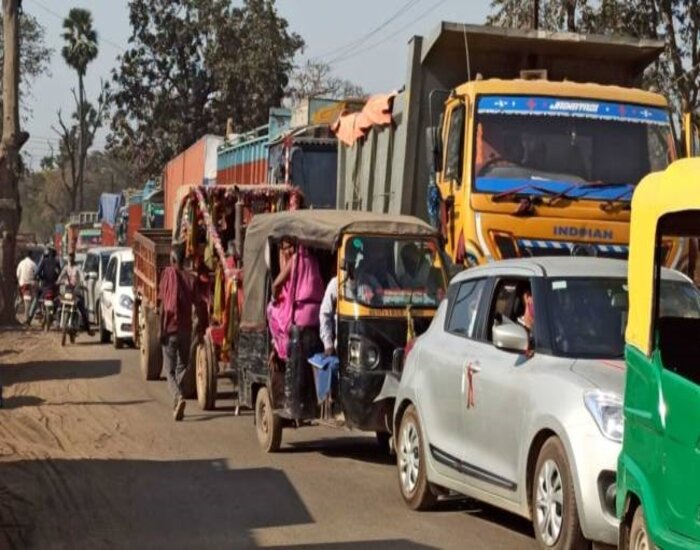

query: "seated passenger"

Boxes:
[517, 287, 535, 333]
[399, 243, 431, 289]
[267, 238, 324, 361]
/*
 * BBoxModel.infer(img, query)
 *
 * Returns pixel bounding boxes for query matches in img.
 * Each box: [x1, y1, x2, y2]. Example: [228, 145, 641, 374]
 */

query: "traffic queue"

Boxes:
[15, 159, 699, 550]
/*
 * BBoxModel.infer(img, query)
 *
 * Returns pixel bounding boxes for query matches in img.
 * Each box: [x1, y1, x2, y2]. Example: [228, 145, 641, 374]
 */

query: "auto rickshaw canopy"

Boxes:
[627, 158, 700, 356]
[241, 209, 438, 329]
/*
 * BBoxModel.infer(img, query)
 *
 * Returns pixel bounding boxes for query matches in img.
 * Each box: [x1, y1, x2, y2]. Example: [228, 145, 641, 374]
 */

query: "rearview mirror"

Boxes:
[611, 292, 628, 309]
[493, 323, 530, 353]
[86, 271, 98, 280]
[102, 281, 114, 293]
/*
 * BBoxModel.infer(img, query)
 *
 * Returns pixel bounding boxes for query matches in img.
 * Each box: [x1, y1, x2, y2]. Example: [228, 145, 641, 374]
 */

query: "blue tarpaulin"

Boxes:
[98, 193, 122, 225]
[308, 353, 339, 404]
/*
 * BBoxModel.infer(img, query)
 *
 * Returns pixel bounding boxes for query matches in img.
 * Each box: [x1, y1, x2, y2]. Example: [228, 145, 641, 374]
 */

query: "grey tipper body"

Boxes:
[394, 257, 692, 548]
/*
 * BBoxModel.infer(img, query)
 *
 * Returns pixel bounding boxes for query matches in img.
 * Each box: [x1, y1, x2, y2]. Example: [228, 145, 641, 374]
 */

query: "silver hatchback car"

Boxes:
[393, 257, 700, 549]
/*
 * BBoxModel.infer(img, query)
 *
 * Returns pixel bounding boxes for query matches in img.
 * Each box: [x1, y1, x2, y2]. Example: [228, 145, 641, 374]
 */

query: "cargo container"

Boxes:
[336, 23, 685, 267]
[217, 98, 362, 208]
[163, 135, 223, 229]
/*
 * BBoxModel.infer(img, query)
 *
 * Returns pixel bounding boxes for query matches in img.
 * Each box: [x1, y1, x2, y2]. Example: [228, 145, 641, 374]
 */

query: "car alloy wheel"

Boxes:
[536, 459, 564, 546]
[398, 419, 421, 495]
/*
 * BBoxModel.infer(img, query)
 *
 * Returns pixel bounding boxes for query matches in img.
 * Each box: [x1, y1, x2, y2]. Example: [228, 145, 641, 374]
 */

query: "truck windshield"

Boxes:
[342, 236, 446, 308]
[546, 277, 700, 358]
[474, 95, 673, 200]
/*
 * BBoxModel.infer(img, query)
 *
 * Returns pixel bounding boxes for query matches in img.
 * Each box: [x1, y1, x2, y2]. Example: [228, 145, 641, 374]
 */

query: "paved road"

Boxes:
[0, 330, 536, 549]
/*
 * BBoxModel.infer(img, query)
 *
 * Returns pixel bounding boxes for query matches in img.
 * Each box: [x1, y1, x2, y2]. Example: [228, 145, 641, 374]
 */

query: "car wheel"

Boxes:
[532, 437, 587, 549]
[98, 303, 110, 344]
[629, 506, 655, 550]
[255, 387, 282, 453]
[397, 405, 437, 511]
[112, 315, 122, 349]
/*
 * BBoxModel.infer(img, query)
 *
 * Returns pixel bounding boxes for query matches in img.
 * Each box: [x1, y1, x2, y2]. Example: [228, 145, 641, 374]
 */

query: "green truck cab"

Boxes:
[617, 159, 700, 549]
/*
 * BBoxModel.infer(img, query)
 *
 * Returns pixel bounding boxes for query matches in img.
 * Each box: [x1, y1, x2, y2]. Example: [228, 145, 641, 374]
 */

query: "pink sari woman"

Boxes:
[267, 240, 324, 360]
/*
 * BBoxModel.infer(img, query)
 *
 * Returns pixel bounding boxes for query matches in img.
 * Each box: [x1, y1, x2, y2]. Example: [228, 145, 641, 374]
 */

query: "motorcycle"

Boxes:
[42, 288, 56, 332]
[59, 288, 81, 346]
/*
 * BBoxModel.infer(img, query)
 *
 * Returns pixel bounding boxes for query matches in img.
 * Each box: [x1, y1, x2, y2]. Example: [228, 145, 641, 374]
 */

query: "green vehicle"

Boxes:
[617, 159, 700, 549]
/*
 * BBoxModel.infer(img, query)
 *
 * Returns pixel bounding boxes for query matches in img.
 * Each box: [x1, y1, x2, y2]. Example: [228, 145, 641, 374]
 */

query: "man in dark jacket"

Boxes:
[159, 245, 195, 421]
[26, 246, 60, 326]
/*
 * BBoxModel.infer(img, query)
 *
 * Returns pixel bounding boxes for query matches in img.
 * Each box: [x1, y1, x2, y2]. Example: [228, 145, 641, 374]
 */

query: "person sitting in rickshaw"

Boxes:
[398, 242, 431, 289]
[267, 237, 324, 361]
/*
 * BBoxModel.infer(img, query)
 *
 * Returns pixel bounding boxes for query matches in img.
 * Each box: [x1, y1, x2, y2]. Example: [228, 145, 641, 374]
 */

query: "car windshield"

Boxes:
[474, 95, 673, 200]
[547, 277, 700, 358]
[342, 236, 446, 308]
[119, 261, 133, 287]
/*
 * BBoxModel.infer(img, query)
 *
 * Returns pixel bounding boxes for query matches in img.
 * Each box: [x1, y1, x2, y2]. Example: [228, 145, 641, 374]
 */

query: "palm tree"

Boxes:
[61, 8, 98, 210]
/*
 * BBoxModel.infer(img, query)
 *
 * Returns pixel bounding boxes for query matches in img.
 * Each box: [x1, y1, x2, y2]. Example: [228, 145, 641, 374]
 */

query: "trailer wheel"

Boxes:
[140, 306, 162, 381]
[255, 386, 282, 453]
[196, 335, 217, 410]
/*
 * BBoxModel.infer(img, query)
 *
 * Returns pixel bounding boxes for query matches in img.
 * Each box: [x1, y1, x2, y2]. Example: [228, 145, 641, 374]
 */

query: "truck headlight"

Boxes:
[584, 390, 623, 442]
[119, 295, 134, 311]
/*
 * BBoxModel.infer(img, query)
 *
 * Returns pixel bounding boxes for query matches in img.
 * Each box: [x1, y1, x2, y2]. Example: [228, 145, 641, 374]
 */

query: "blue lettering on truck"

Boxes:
[553, 226, 614, 240]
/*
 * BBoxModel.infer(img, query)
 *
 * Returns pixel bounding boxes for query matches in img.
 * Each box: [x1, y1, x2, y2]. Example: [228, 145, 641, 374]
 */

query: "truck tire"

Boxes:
[255, 387, 282, 453]
[196, 335, 217, 410]
[140, 307, 162, 381]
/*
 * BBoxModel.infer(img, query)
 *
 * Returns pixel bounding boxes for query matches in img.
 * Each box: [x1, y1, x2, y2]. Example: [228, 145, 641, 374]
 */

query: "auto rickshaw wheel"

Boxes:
[397, 405, 437, 511]
[255, 386, 282, 453]
[195, 335, 217, 410]
[531, 436, 587, 550]
[629, 506, 654, 550]
[140, 307, 162, 381]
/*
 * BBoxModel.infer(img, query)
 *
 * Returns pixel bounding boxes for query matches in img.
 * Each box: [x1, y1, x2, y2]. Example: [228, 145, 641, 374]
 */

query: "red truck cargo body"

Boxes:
[163, 135, 222, 230]
[216, 158, 267, 186]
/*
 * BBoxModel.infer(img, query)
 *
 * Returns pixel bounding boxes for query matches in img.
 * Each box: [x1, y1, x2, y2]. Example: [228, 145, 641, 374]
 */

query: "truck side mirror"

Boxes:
[426, 126, 443, 174]
[682, 112, 700, 158]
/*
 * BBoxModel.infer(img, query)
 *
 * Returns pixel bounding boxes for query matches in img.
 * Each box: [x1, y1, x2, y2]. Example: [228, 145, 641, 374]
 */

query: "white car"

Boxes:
[83, 246, 127, 324]
[393, 257, 700, 549]
[98, 249, 134, 348]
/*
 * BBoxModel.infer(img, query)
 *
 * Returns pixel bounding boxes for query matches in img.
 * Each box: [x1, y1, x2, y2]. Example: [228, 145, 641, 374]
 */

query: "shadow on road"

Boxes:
[1, 394, 45, 408]
[429, 497, 534, 539]
[1, 359, 121, 386]
[273, 542, 436, 549]
[284, 436, 393, 466]
[0, 458, 312, 549]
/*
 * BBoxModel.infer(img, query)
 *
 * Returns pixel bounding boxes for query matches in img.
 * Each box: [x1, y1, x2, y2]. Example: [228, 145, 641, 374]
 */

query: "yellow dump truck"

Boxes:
[337, 23, 694, 267]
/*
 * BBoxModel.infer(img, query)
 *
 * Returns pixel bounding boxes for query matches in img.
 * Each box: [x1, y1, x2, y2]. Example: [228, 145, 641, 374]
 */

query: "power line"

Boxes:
[313, 0, 422, 61]
[25, 0, 126, 54]
[329, 0, 449, 65]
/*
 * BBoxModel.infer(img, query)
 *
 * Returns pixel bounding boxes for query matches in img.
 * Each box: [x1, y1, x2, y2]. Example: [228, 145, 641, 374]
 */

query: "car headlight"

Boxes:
[119, 295, 134, 311]
[584, 390, 623, 442]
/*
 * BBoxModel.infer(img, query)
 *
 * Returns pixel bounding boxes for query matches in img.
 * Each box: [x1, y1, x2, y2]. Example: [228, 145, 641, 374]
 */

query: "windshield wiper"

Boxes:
[492, 184, 558, 203]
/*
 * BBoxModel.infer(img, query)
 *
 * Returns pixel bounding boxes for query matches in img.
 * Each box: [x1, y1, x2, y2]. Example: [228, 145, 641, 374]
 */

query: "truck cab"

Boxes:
[437, 78, 676, 265]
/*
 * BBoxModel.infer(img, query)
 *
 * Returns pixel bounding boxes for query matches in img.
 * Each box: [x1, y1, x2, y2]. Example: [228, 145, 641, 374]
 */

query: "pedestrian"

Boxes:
[159, 245, 195, 421]
[16, 249, 37, 289]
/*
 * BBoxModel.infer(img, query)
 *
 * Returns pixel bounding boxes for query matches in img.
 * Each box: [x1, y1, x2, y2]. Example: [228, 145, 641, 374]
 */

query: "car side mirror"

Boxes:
[493, 323, 530, 353]
[102, 281, 114, 293]
[87, 271, 98, 280]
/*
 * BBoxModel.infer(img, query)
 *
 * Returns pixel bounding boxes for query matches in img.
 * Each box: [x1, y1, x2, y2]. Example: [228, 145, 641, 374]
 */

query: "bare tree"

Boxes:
[286, 60, 365, 105]
[0, 0, 28, 323]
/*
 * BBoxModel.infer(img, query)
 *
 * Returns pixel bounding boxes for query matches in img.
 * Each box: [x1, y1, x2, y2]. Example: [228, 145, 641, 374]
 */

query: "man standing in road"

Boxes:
[159, 245, 195, 421]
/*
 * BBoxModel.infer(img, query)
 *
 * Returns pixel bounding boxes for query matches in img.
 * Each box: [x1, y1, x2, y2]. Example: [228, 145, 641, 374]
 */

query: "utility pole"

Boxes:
[0, 0, 28, 323]
[532, 0, 539, 30]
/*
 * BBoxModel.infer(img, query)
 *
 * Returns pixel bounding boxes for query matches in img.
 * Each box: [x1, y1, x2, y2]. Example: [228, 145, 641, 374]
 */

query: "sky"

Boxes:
[21, 0, 491, 168]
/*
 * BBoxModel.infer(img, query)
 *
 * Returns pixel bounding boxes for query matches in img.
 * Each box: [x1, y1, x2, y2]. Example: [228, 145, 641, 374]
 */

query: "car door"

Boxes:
[101, 257, 117, 330]
[418, 276, 488, 480]
[457, 273, 537, 501]
[84, 253, 99, 321]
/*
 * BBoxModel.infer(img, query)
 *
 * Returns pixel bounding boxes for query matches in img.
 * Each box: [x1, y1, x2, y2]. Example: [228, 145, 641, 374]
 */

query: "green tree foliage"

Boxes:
[61, 8, 99, 211]
[108, 0, 303, 179]
[487, 1, 700, 131]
